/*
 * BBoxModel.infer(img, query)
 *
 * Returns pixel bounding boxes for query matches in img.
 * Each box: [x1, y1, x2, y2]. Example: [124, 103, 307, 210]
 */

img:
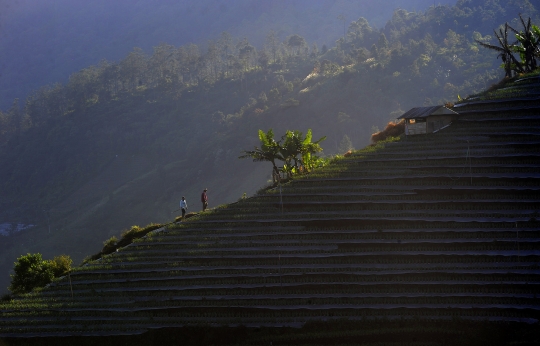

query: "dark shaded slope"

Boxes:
[1, 79, 540, 342]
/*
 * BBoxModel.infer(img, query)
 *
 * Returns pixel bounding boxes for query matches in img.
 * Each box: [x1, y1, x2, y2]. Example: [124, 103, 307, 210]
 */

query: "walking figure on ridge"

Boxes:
[180, 196, 188, 219]
[201, 188, 208, 211]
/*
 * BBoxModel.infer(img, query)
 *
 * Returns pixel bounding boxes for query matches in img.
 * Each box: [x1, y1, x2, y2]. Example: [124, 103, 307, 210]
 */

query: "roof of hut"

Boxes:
[398, 105, 458, 119]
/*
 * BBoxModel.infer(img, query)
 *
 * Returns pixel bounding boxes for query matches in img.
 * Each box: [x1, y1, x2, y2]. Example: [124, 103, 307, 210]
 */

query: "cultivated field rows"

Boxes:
[1, 96, 539, 336]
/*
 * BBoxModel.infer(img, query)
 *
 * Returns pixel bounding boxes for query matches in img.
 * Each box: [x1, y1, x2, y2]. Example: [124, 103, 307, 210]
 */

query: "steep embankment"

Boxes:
[4, 0, 539, 296]
[1, 74, 539, 344]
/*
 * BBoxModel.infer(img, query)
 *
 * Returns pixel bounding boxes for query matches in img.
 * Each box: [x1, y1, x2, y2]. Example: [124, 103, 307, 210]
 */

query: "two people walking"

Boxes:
[178, 188, 208, 220]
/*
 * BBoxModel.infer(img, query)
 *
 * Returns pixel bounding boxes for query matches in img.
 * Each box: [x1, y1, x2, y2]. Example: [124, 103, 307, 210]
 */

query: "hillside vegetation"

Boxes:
[0, 0, 456, 110]
[0, 0, 538, 295]
[1, 70, 539, 344]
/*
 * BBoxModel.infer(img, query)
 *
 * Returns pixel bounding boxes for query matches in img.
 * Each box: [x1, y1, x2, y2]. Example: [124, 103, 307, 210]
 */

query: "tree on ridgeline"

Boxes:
[240, 129, 326, 182]
[282, 129, 326, 176]
[338, 134, 354, 154]
[265, 30, 281, 63]
[476, 16, 540, 77]
[239, 129, 283, 183]
[475, 23, 522, 78]
[337, 14, 346, 39]
[238, 42, 256, 71]
[509, 15, 540, 73]
[120, 47, 147, 91]
[286, 34, 307, 56]
[280, 130, 305, 178]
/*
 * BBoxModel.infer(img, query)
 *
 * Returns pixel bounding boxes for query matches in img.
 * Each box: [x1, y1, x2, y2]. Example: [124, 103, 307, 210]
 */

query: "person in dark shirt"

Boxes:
[201, 188, 208, 211]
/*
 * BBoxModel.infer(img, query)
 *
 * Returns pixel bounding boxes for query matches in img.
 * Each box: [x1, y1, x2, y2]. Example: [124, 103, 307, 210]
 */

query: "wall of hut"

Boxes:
[427, 115, 454, 133]
[405, 119, 426, 135]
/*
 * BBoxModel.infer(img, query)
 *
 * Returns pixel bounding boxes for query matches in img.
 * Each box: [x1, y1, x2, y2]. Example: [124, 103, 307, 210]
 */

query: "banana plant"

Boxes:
[280, 130, 304, 178]
[280, 129, 327, 178]
[509, 15, 540, 73]
[239, 129, 283, 182]
[475, 23, 523, 78]
[300, 129, 327, 172]
[241, 128, 326, 181]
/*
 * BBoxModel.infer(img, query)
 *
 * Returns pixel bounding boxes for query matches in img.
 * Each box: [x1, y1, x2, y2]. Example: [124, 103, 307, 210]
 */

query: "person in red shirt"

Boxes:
[201, 188, 208, 211]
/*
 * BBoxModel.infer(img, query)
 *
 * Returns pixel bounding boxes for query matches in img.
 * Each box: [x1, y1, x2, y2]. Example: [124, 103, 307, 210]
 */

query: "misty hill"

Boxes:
[1, 72, 539, 344]
[0, 0, 456, 110]
[0, 0, 538, 295]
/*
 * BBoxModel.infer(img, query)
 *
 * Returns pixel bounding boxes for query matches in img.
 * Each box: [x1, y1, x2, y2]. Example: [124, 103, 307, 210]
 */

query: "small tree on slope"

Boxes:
[9, 253, 54, 294]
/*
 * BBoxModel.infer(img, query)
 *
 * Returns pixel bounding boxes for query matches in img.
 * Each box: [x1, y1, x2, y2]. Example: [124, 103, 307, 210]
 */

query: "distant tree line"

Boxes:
[0, 30, 318, 145]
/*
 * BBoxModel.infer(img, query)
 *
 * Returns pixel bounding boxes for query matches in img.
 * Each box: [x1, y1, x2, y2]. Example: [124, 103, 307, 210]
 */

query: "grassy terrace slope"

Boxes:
[1, 76, 540, 343]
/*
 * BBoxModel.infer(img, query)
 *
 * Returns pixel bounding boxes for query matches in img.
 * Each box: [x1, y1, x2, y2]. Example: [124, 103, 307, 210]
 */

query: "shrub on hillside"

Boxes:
[117, 223, 163, 247]
[50, 255, 72, 277]
[174, 212, 197, 223]
[9, 253, 75, 294]
[82, 253, 101, 265]
[101, 236, 118, 255]
[371, 120, 405, 143]
[83, 223, 165, 264]
[121, 225, 142, 241]
[9, 253, 55, 294]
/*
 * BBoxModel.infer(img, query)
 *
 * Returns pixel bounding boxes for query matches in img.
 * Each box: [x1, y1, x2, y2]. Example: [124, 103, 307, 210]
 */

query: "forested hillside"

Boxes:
[0, 0, 454, 110]
[0, 0, 538, 294]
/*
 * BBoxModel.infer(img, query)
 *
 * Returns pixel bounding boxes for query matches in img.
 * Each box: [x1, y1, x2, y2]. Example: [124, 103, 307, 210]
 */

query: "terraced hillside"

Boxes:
[1, 76, 540, 343]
